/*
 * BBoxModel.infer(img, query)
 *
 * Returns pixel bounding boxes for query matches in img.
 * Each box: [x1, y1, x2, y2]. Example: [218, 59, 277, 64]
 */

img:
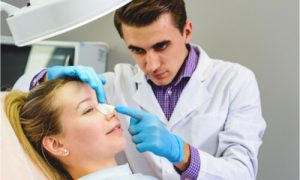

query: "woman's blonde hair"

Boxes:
[4, 78, 80, 180]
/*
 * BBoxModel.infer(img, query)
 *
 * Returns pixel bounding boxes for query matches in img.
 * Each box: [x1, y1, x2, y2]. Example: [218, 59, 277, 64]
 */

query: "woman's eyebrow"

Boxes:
[76, 98, 91, 110]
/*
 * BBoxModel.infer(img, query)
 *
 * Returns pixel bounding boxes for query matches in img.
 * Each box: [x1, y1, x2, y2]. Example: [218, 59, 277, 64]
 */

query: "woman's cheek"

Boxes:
[80, 116, 105, 134]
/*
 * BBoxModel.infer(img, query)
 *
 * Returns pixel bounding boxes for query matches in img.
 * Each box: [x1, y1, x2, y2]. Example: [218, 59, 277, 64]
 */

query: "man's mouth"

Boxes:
[151, 71, 167, 79]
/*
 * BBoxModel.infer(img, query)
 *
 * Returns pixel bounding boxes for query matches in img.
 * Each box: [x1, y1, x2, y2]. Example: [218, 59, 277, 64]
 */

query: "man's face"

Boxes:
[122, 13, 192, 86]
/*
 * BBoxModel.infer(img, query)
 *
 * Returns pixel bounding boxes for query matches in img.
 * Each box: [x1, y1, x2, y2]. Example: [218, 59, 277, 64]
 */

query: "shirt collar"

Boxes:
[179, 44, 200, 79]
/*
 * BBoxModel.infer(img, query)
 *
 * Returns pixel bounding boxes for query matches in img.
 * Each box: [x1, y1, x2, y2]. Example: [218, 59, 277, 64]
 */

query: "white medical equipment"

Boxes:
[97, 104, 115, 115]
[1, 36, 109, 91]
[0, 0, 131, 46]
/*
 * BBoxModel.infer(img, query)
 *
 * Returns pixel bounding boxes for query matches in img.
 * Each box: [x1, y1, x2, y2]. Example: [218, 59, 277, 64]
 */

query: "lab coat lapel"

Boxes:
[169, 48, 214, 128]
[132, 68, 168, 125]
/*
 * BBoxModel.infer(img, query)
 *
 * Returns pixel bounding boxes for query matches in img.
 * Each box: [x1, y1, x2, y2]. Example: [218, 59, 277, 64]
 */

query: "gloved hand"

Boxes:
[48, 66, 107, 103]
[115, 105, 184, 164]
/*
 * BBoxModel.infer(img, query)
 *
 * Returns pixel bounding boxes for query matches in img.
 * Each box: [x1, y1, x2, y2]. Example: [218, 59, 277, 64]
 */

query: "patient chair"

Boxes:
[1, 92, 46, 179]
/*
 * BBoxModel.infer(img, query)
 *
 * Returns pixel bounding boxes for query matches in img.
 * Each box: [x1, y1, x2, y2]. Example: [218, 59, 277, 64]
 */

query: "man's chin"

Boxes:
[150, 78, 172, 86]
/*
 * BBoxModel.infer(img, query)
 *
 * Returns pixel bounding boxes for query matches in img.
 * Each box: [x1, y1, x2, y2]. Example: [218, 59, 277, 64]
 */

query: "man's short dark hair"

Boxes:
[114, 0, 187, 38]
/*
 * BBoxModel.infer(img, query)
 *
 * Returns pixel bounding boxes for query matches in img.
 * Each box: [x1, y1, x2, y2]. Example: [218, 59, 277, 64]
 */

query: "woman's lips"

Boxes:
[106, 124, 122, 135]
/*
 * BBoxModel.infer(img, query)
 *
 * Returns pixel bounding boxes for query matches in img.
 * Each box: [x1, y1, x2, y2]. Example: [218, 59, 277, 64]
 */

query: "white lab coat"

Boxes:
[14, 45, 266, 180]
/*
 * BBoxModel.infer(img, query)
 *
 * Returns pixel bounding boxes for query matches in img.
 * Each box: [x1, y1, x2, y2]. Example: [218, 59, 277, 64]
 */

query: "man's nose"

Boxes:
[145, 51, 160, 72]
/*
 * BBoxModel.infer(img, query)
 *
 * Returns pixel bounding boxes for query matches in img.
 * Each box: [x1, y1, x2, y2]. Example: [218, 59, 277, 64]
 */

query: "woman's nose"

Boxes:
[106, 110, 117, 121]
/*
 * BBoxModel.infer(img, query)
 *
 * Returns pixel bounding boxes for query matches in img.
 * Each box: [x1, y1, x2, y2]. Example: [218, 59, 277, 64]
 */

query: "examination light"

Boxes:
[1, 0, 131, 46]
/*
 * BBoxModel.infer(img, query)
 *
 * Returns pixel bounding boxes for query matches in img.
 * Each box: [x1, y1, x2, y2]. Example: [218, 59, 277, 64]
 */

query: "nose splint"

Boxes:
[97, 104, 115, 115]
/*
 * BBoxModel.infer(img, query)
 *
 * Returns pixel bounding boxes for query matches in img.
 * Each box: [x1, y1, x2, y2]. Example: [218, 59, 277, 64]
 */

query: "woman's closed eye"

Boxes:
[82, 107, 94, 115]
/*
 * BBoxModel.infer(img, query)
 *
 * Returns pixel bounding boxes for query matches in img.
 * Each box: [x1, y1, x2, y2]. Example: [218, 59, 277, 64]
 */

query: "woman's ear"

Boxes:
[42, 136, 69, 157]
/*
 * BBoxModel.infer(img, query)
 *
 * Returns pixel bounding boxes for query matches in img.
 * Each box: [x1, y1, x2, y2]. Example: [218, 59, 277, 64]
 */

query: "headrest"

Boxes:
[1, 92, 46, 179]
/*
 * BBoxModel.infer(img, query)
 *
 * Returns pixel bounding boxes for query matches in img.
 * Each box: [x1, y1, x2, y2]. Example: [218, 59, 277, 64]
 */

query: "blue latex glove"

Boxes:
[48, 66, 107, 103]
[115, 105, 184, 164]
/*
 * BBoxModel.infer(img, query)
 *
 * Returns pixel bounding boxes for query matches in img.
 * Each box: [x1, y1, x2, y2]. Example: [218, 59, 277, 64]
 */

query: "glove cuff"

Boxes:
[171, 135, 184, 164]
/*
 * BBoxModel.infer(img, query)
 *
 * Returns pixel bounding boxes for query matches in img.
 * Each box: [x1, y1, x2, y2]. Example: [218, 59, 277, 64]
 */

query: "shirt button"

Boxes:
[167, 89, 172, 96]
[167, 169, 172, 174]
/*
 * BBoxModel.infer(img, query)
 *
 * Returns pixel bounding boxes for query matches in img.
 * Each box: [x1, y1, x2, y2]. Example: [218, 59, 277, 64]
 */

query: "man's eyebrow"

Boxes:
[128, 40, 171, 50]
[76, 98, 91, 110]
[152, 40, 171, 49]
[128, 45, 143, 50]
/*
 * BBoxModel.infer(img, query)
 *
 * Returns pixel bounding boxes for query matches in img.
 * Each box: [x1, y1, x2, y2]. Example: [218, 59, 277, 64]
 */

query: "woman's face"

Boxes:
[54, 81, 126, 163]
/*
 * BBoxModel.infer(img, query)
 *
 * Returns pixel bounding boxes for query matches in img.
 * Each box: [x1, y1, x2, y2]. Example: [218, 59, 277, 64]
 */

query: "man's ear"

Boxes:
[42, 136, 69, 157]
[183, 20, 193, 43]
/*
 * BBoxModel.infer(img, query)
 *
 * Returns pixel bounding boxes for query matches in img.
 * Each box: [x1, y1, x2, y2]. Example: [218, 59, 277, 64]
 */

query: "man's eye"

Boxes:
[83, 107, 94, 115]
[131, 48, 145, 54]
[154, 43, 168, 51]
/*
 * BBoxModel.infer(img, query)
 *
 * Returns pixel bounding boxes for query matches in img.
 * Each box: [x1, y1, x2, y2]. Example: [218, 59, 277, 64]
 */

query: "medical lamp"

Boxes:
[1, 0, 131, 46]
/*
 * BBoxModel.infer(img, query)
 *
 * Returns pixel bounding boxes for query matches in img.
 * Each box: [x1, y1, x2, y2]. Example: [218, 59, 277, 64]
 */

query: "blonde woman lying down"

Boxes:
[5, 77, 155, 180]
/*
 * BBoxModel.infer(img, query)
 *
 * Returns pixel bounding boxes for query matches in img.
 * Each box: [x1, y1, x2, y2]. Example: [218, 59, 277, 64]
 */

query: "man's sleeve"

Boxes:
[13, 69, 47, 92]
[177, 145, 200, 180]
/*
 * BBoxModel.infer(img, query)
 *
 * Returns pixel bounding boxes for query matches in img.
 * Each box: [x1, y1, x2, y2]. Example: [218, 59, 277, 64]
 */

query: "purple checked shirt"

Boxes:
[148, 45, 201, 180]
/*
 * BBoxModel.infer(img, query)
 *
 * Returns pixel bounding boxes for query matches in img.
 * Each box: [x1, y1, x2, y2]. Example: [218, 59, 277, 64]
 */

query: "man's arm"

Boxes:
[174, 143, 201, 180]
[13, 66, 107, 103]
[13, 69, 47, 92]
[175, 143, 191, 171]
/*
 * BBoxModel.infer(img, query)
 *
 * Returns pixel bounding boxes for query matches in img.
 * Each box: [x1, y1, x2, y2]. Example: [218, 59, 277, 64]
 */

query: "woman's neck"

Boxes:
[67, 156, 118, 179]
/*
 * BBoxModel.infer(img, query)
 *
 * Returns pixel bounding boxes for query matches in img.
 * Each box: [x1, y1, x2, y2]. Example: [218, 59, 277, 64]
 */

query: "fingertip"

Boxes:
[132, 136, 137, 144]
[128, 127, 134, 135]
[78, 73, 88, 82]
[130, 117, 138, 126]
[96, 90, 106, 104]
[98, 97, 103, 104]
[98, 74, 107, 85]
[99, 96, 106, 104]
[68, 68, 76, 76]
[99, 88, 106, 103]
[115, 105, 125, 112]
[136, 144, 146, 153]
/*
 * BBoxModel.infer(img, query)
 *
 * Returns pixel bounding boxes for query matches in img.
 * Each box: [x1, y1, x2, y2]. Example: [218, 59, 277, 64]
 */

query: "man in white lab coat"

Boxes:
[14, 0, 266, 179]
